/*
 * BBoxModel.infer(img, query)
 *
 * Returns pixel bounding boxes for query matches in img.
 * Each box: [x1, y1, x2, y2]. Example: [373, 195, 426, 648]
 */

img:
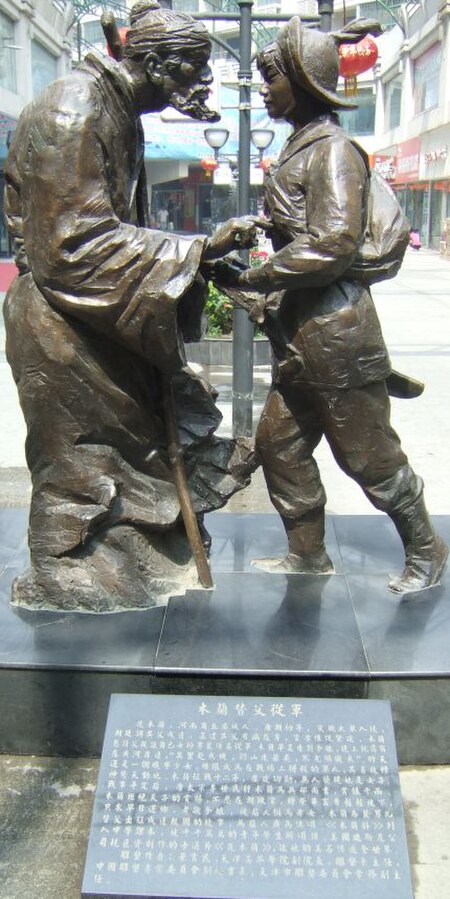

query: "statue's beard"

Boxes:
[170, 86, 220, 122]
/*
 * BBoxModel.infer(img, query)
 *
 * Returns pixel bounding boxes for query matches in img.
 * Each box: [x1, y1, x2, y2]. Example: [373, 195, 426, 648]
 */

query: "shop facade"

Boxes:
[374, 127, 450, 250]
[0, 0, 73, 258]
[147, 166, 265, 236]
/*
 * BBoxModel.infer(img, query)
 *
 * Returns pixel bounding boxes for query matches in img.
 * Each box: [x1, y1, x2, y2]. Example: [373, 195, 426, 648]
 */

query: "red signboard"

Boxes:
[396, 137, 421, 183]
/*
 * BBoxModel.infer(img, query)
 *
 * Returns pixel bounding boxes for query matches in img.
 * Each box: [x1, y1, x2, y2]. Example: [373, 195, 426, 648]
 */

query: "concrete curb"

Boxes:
[186, 337, 271, 366]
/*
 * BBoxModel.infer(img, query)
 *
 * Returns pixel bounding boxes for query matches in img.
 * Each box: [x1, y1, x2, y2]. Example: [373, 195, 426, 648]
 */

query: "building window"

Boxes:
[82, 18, 127, 48]
[175, 0, 200, 10]
[358, 1, 398, 30]
[212, 33, 240, 62]
[0, 10, 17, 93]
[32, 41, 58, 97]
[338, 88, 376, 137]
[413, 42, 441, 115]
[385, 77, 402, 129]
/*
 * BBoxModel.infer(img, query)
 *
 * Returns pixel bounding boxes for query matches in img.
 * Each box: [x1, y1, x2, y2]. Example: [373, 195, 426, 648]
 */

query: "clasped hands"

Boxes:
[203, 216, 272, 261]
[203, 216, 272, 324]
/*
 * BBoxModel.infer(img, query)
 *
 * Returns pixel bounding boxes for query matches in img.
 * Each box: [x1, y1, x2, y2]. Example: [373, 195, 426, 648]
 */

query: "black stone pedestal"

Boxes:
[0, 510, 449, 762]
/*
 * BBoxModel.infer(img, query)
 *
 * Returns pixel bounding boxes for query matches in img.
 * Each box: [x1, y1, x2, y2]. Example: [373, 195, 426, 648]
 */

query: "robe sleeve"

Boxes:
[240, 137, 368, 291]
[8, 83, 207, 373]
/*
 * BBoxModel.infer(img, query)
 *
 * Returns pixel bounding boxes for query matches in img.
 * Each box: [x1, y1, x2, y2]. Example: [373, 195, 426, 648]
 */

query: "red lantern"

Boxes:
[259, 157, 275, 173]
[339, 36, 378, 96]
[200, 157, 219, 176]
[106, 26, 129, 57]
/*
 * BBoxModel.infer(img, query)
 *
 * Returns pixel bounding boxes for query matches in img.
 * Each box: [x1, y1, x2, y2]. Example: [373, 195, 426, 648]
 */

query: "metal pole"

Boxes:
[77, 20, 82, 62]
[425, 181, 432, 249]
[233, 0, 254, 437]
[317, 0, 333, 32]
[192, 11, 319, 21]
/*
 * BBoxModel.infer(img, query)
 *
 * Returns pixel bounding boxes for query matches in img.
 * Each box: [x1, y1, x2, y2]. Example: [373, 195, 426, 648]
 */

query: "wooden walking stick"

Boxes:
[101, 11, 213, 588]
[163, 377, 214, 589]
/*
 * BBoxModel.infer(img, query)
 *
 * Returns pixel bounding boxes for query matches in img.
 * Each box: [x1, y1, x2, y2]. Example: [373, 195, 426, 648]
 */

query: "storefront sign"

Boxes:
[423, 146, 448, 166]
[213, 163, 233, 186]
[373, 154, 397, 181]
[419, 124, 450, 180]
[250, 165, 264, 185]
[396, 137, 421, 182]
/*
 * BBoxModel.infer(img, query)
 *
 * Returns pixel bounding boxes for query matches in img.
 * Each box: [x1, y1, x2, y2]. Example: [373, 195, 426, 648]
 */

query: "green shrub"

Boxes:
[205, 251, 269, 336]
[205, 283, 234, 336]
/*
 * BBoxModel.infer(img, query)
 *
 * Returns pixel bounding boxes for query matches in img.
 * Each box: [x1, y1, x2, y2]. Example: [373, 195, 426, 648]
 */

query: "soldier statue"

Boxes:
[217, 17, 447, 594]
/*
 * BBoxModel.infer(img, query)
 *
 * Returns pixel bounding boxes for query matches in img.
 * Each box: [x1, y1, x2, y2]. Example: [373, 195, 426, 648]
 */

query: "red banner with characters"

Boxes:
[396, 137, 421, 183]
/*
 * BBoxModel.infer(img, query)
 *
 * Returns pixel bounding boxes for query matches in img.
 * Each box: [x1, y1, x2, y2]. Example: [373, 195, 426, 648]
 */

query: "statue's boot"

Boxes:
[253, 509, 335, 574]
[388, 494, 448, 593]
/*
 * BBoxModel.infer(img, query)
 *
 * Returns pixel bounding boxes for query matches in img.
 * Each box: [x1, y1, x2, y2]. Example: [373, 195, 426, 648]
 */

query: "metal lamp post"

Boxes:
[204, 127, 274, 164]
[203, 124, 274, 430]
[204, 128, 232, 228]
[232, 0, 254, 437]
[203, 118, 274, 436]
[194, 1, 321, 435]
[317, 0, 334, 32]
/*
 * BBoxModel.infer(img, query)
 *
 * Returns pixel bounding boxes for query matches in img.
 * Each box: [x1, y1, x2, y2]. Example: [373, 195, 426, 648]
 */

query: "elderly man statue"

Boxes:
[3, 0, 257, 612]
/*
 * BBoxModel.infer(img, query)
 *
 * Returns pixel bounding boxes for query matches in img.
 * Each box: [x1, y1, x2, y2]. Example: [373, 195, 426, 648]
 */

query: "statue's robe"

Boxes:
[3, 54, 253, 610]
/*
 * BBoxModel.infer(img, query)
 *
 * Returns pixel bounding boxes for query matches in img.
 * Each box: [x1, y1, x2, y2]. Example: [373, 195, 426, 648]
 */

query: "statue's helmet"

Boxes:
[275, 17, 358, 110]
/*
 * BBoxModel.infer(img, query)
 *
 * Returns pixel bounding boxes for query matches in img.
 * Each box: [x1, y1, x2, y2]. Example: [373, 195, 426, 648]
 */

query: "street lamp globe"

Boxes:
[250, 128, 275, 152]
[204, 128, 230, 158]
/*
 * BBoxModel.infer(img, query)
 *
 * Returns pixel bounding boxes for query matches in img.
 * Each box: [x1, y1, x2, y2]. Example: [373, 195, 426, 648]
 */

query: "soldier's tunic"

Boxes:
[246, 117, 421, 520]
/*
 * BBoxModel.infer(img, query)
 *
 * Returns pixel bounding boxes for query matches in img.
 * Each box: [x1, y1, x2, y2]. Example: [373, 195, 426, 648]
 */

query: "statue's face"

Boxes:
[166, 55, 218, 122]
[259, 54, 296, 122]
[140, 45, 218, 122]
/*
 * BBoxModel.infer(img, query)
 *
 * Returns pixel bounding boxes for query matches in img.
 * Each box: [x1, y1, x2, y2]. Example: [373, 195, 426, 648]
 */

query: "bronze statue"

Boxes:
[3, 0, 258, 612]
[215, 18, 447, 594]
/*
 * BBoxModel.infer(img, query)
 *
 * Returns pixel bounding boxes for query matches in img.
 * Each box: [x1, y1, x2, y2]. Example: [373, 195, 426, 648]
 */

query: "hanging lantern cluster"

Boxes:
[200, 157, 219, 177]
[338, 36, 379, 97]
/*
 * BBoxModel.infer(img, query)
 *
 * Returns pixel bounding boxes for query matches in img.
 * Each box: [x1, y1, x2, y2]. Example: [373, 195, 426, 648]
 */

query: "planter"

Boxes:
[186, 337, 271, 366]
